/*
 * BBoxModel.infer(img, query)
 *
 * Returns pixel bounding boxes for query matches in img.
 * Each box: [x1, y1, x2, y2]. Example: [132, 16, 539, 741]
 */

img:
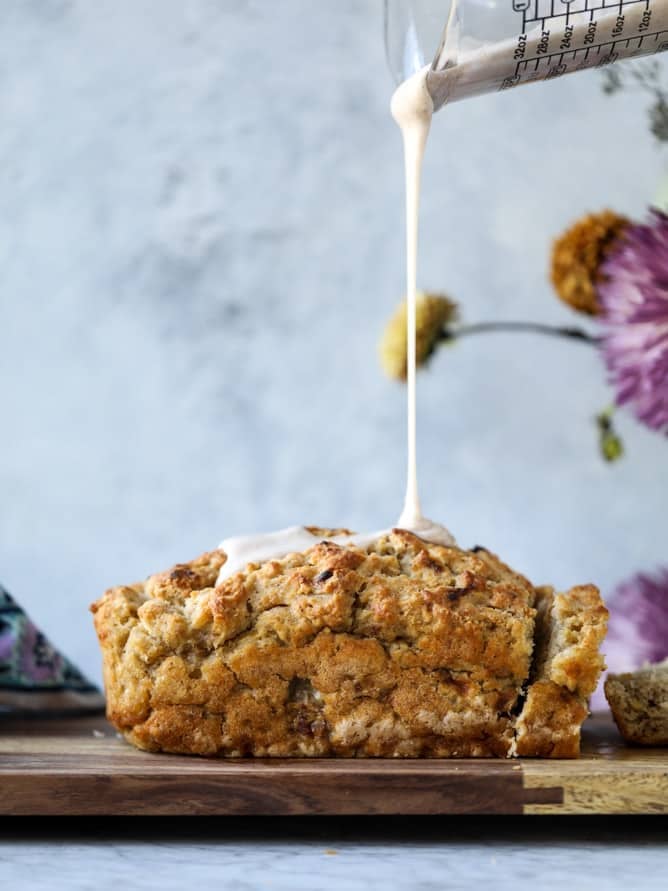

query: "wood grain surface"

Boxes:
[0, 713, 665, 815]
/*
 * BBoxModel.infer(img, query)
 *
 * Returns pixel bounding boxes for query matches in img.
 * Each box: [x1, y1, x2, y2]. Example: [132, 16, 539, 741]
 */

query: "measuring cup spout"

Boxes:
[385, 0, 668, 106]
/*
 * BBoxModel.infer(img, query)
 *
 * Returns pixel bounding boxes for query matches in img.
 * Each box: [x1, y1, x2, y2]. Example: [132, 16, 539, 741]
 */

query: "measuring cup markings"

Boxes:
[508, 0, 668, 86]
[386, 0, 668, 105]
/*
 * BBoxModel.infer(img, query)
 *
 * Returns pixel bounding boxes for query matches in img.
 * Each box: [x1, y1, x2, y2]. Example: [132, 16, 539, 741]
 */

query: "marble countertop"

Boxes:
[1, 817, 666, 890]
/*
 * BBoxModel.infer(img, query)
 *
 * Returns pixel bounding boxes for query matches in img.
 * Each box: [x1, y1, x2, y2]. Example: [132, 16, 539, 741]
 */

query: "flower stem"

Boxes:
[442, 321, 599, 345]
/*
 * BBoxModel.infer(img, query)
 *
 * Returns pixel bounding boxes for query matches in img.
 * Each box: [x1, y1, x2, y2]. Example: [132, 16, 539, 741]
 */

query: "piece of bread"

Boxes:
[91, 529, 607, 758]
[513, 585, 608, 756]
[605, 659, 668, 746]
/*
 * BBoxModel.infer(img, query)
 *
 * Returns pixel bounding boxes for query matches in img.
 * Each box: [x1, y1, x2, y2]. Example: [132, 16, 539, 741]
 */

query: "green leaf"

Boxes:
[596, 409, 625, 463]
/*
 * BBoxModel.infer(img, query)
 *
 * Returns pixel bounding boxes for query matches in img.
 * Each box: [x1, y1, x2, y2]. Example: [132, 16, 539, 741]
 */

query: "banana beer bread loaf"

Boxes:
[91, 528, 608, 757]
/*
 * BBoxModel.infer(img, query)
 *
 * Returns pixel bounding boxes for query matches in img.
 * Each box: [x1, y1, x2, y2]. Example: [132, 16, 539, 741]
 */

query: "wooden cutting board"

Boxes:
[0, 712, 666, 815]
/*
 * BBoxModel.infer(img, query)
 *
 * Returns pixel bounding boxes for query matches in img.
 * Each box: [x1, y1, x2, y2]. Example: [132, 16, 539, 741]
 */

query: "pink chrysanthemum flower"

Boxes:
[598, 210, 668, 433]
[591, 567, 668, 709]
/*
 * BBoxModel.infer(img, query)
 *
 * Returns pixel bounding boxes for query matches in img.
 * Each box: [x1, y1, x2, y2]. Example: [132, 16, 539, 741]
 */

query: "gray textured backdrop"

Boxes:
[1, 0, 666, 683]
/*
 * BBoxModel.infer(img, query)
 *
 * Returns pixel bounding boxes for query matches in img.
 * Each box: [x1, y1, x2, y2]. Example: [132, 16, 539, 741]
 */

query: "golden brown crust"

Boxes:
[513, 584, 608, 757]
[91, 534, 606, 758]
[512, 681, 588, 757]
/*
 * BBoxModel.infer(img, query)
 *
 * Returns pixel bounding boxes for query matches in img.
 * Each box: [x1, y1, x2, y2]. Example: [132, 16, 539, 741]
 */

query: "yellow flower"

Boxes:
[550, 210, 629, 315]
[379, 292, 458, 380]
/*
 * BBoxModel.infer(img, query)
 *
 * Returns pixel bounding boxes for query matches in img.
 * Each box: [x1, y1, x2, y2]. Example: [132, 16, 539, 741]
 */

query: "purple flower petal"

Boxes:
[599, 210, 668, 433]
[591, 566, 668, 709]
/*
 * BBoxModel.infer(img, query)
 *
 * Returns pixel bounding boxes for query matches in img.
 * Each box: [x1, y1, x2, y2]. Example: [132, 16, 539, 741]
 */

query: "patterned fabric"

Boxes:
[0, 582, 103, 714]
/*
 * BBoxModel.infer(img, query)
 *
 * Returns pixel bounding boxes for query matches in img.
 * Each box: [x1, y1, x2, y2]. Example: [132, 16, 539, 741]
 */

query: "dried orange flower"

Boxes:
[550, 210, 630, 315]
[379, 292, 458, 381]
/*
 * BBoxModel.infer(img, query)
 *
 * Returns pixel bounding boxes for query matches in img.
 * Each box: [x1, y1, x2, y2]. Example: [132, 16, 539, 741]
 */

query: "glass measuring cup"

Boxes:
[385, 0, 668, 108]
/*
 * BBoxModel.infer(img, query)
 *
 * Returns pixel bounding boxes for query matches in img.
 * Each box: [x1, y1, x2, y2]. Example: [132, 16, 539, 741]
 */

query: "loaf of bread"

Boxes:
[605, 659, 668, 746]
[91, 528, 608, 757]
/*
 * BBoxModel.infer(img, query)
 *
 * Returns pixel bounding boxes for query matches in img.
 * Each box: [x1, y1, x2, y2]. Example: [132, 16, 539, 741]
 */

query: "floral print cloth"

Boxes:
[0, 582, 104, 715]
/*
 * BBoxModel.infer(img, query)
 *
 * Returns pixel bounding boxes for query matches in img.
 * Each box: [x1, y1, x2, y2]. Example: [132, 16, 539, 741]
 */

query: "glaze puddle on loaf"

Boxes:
[216, 521, 455, 584]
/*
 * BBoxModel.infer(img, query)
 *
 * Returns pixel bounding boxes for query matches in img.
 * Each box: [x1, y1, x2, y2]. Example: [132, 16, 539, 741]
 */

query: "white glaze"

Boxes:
[216, 519, 455, 584]
[390, 65, 433, 530]
[215, 64, 457, 586]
